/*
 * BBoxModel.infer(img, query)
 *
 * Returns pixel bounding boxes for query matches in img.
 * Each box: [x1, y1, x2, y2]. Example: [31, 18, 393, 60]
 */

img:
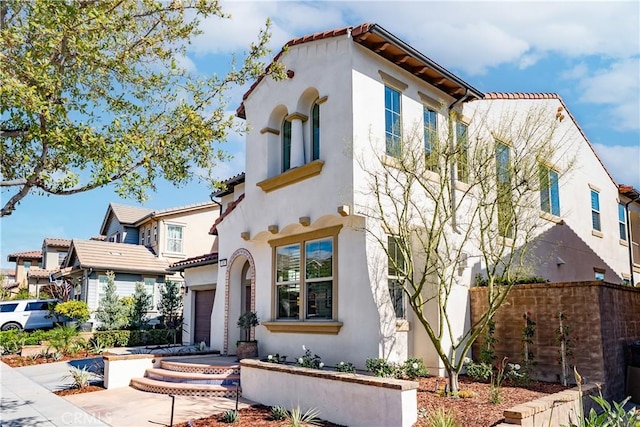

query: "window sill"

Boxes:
[539, 211, 564, 224]
[262, 321, 343, 335]
[257, 160, 324, 193]
[592, 230, 603, 238]
[619, 239, 629, 247]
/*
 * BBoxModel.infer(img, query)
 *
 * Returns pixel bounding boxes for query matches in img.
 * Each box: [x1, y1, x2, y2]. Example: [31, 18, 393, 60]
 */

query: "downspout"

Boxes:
[448, 89, 472, 232]
[624, 195, 640, 286]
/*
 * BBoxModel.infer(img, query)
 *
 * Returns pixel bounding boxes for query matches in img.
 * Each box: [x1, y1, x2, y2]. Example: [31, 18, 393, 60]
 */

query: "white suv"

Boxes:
[0, 299, 59, 331]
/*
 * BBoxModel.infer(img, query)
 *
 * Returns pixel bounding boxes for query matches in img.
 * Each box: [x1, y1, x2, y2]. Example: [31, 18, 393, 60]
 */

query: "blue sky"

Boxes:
[1, 0, 639, 269]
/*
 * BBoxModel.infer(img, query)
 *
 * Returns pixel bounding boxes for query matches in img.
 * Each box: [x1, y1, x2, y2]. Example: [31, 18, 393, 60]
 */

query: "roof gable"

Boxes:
[64, 239, 169, 274]
[237, 23, 483, 119]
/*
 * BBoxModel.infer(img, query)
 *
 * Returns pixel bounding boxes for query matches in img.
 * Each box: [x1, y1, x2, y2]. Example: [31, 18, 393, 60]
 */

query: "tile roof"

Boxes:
[27, 268, 58, 279]
[64, 240, 169, 274]
[620, 185, 640, 200]
[2, 282, 19, 290]
[168, 252, 218, 272]
[7, 250, 42, 262]
[109, 203, 154, 224]
[482, 92, 618, 187]
[43, 238, 72, 248]
[211, 173, 246, 198]
[133, 201, 218, 225]
[237, 23, 483, 119]
[209, 193, 245, 235]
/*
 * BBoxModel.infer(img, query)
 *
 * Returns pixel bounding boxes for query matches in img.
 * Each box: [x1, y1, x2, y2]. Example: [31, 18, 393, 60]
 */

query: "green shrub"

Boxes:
[425, 407, 460, 427]
[54, 300, 90, 323]
[220, 409, 238, 423]
[270, 406, 288, 421]
[64, 366, 94, 389]
[47, 325, 79, 354]
[0, 330, 25, 354]
[402, 358, 429, 379]
[464, 360, 492, 383]
[335, 361, 356, 373]
[365, 357, 394, 377]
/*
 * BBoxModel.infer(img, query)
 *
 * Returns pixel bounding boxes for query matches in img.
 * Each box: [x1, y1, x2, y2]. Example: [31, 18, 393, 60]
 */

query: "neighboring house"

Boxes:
[1, 268, 18, 297]
[619, 185, 640, 285]
[26, 238, 72, 297]
[6, 250, 43, 295]
[179, 23, 639, 375]
[55, 202, 219, 324]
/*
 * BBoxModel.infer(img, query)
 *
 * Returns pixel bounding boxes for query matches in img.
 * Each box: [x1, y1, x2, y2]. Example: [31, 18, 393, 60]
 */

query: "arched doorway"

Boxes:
[223, 249, 255, 355]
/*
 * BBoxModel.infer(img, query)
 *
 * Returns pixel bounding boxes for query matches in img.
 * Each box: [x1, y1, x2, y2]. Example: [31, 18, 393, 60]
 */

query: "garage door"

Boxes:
[193, 289, 215, 345]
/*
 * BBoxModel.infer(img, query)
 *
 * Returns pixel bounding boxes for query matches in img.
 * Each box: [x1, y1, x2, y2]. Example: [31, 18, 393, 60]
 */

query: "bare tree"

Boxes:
[358, 100, 576, 392]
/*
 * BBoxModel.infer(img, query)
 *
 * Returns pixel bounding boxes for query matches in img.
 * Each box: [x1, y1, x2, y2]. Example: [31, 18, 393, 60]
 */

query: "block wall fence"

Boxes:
[469, 281, 640, 400]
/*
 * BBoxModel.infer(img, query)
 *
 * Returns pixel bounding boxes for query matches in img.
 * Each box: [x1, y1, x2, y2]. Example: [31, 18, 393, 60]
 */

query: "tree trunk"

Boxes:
[448, 369, 460, 394]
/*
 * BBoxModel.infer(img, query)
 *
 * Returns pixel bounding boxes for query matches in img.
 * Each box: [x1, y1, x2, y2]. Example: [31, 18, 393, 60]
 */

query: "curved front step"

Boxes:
[131, 377, 241, 398]
[160, 360, 240, 375]
[146, 367, 240, 385]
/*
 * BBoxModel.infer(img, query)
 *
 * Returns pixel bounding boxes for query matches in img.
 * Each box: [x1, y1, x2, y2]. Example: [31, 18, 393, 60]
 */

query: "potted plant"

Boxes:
[236, 311, 259, 360]
[54, 300, 92, 331]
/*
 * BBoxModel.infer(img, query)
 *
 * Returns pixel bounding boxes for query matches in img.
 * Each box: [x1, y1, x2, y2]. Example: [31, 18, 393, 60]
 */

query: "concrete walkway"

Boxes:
[0, 361, 108, 427]
[1, 356, 253, 427]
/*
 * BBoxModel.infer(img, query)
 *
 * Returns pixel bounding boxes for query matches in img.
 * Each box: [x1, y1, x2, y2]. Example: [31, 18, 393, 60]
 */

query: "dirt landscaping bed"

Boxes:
[173, 375, 566, 427]
[1, 351, 100, 367]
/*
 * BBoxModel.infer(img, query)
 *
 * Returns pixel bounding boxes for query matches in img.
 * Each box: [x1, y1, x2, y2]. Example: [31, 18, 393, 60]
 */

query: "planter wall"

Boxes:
[240, 359, 418, 427]
[496, 383, 600, 427]
[103, 353, 156, 389]
[470, 281, 640, 400]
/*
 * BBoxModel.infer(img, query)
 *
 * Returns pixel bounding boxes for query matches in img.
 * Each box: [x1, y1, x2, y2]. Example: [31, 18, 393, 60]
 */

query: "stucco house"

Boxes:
[176, 23, 638, 375]
[6, 250, 43, 295]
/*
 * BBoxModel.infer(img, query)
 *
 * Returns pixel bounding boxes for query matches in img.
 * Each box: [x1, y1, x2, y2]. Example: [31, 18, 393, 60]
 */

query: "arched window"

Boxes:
[311, 102, 320, 161]
[282, 119, 292, 172]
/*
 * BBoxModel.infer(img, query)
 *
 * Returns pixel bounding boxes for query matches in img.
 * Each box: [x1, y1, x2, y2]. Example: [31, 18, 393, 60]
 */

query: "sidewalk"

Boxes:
[0, 361, 108, 427]
[1, 357, 253, 427]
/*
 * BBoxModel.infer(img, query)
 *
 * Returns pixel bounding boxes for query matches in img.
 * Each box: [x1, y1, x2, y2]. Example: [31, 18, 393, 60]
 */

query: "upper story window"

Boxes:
[108, 232, 120, 243]
[540, 165, 560, 217]
[282, 119, 292, 172]
[456, 122, 469, 183]
[23, 261, 31, 271]
[619, 203, 627, 241]
[146, 229, 151, 246]
[424, 107, 438, 172]
[58, 252, 66, 266]
[312, 102, 320, 161]
[591, 189, 601, 231]
[153, 225, 157, 243]
[496, 142, 513, 238]
[387, 236, 406, 319]
[166, 224, 184, 254]
[273, 228, 339, 321]
[385, 86, 402, 156]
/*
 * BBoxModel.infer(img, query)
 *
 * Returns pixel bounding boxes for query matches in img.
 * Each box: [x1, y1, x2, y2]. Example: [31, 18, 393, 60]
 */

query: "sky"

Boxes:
[1, 0, 639, 270]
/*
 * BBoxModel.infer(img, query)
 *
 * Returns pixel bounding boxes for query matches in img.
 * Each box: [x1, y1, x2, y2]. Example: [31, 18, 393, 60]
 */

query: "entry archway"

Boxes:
[223, 248, 255, 355]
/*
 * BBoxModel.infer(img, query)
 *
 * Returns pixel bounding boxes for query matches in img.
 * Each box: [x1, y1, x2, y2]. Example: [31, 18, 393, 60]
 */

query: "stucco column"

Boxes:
[287, 112, 307, 168]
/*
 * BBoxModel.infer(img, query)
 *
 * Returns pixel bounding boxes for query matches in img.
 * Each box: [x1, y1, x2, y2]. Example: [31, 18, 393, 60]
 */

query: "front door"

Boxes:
[193, 290, 215, 345]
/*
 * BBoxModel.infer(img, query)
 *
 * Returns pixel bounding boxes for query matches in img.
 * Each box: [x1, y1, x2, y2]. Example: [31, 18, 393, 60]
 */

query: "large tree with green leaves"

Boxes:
[0, 0, 284, 216]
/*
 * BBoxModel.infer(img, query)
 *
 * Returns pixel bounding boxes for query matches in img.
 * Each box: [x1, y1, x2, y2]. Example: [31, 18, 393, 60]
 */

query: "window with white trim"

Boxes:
[144, 278, 156, 309]
[619, 203, 627, 241]
[385, 86, 402, 156]
[456, 122, 469, 182]
[387, 236, 406, 319]
[166, 224, 184, 253]
[424, 106, 438, 172]
[540, 165, 560, 216]
[591, 189, 601, 231]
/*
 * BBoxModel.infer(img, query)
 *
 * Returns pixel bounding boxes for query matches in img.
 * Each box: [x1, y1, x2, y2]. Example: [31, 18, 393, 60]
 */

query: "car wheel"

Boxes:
[1, 322, 22, 331]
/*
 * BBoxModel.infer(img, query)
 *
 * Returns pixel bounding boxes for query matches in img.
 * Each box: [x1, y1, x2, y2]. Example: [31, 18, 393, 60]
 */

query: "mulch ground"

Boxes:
[4, 351, 568, 427]
[1, 351, 99, 367]
[174, 376, 567, 427]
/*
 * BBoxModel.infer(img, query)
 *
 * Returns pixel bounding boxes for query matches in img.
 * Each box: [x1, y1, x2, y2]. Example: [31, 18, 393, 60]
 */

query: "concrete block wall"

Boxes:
[469, 281, 640, 400]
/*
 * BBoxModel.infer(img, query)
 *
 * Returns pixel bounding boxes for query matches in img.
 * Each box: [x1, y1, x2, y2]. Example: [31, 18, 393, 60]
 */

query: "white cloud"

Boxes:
[592, 143, 640, 188]
[578, 58, 640, 131]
